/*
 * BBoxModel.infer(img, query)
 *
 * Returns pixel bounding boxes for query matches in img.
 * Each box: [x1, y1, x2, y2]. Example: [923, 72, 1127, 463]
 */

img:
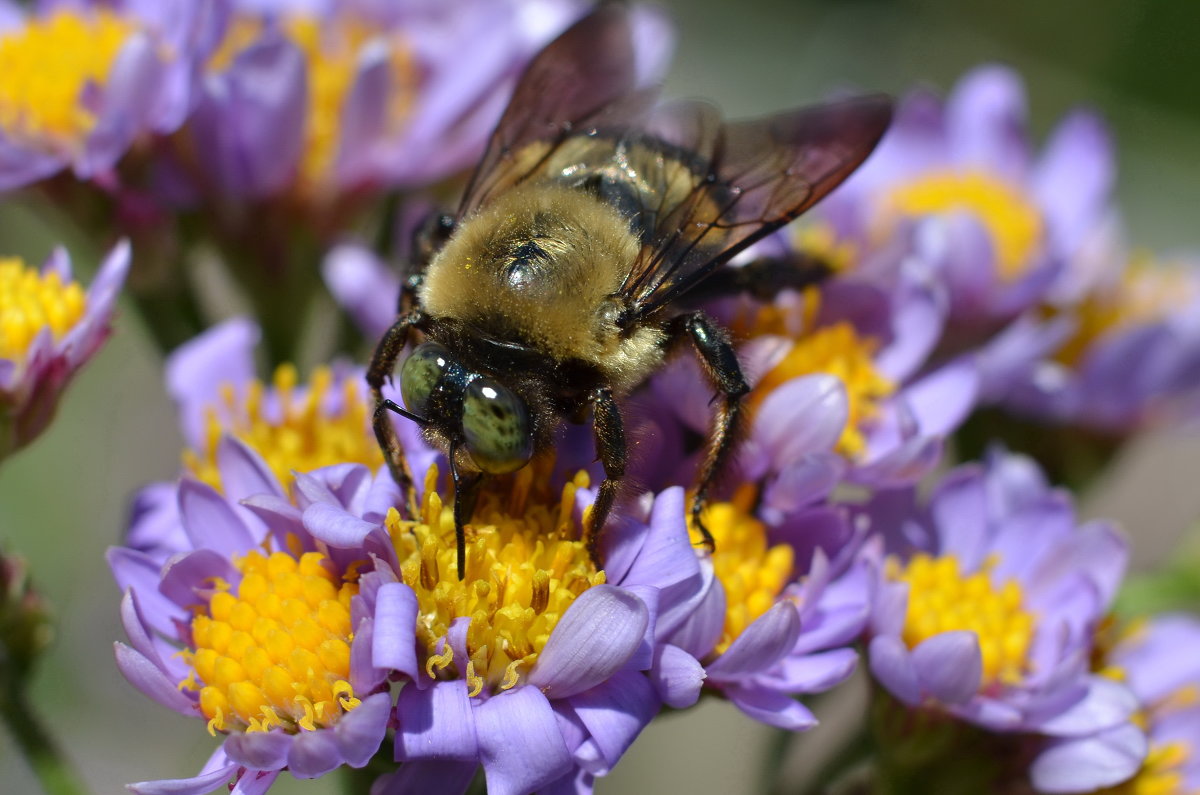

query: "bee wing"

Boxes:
[456, 5, 649, 219]
[619, 95, 894, 317]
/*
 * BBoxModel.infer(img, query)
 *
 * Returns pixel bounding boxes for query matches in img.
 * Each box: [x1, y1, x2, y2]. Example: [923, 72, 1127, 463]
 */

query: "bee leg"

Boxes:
[448, 446, 483, 580]
[586, 386, 626, 569]
[673, 312, 751, 553]
[367, 311, 424, 517]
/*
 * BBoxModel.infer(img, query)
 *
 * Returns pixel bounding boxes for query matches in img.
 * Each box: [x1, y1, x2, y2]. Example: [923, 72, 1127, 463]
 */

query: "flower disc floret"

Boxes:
[890, 552, 1035, 687]
[693, 491, 794, 655]
[388, 466, 605, 696]
[0, 257, 86, 359]
[0, 10, 137, 151]
[181, 548, 362, 735]
[185, 363, 381, 492]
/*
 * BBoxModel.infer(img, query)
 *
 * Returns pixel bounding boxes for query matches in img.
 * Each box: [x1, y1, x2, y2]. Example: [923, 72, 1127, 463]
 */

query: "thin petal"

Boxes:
[127, 763, 239, 795]
[224, 731, 292, 771]
[335, 692, 392, 768]
[476, 687, 572, 795]
[650, 644, 704, 709]
[395, 680, 479, 762]
[178, 478, 254, 554]
[1036, 676, 1138, 737]
[912, 631, 982, 705]
[114, 642, 194, 714]
[725, 685, 817, 731]
[303, 501, 377, 548]
[1030, 723, 1147, 794]
[568, 668, 659, 773]
[287, 728, 342, 778]
[707, 601, 801, 680]
[868, 635, 920, 706]
[528, 585, 648, 699]
[372, 582, 420, 679]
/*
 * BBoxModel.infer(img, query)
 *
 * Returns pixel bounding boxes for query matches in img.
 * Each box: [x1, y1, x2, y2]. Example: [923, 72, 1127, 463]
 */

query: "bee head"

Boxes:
[399, 341, 534, 474]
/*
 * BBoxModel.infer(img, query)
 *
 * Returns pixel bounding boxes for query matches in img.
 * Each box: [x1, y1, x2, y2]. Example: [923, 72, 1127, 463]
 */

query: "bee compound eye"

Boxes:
[461, 378, 533, 474]
[399, 342, 454, 418]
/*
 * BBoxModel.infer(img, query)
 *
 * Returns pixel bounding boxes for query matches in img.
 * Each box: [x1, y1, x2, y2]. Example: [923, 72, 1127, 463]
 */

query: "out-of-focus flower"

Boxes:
[812, 65, 1115, 332]
[862, 449, 1143, 791]
[655, 489, 871, 730]
[180, 0, 607, 205]
[986, 255, 1200, 433]
[0, 551, 53, 691]
[0, 242, 128, 459]
[111, 443, 397, 793]
[0, 1, 217, 190]
[360, 467, 703, 795]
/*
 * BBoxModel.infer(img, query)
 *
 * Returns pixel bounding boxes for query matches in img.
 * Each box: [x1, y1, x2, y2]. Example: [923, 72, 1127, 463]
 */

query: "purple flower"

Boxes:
[984, 256, 1200, 433]
[0, 1, 216, 189]
[813, 65, 1116, 331]
[0, 241, 128, 458]
[862, 448, 1143, 790]
[351, 468, 703, 795]
[111, 442, 398, 792]
[655, 494, 872, 731]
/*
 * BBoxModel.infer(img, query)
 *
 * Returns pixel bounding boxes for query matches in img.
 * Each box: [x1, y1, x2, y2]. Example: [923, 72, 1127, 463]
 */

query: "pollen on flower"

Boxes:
[889, 553, 1035, 688]
[180, 548, 362, 735]
[209, 12, 417, 193]
[882, 170, 1044, 281]
[0, 10, 137, 151]
[184, 363, 382, 493]
[387, 463, 605, 697]
[691, 486, 794, 655]
[746, 299, 895, 458]
[0, 257, 87, 360]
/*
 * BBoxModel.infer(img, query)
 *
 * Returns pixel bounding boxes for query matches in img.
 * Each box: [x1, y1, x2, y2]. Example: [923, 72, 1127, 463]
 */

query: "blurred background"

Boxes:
[1, 0, 1198, 791]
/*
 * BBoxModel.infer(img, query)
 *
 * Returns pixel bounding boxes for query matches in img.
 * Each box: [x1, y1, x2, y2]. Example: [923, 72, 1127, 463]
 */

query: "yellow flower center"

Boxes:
[0, 257, 87, 360]
[181, 547, 362, 735]
[210, 13, 416, 194]
[1055, 258, 1200, 367]
[0, 10, 137, 151]
[889, 553, 1035, 688]
[387, 464, 606, 697]
[184, 364, 382, 492]
[747, 300, 895, 458]
[691, 487, 794, 655]
[1096, 741, 1196, 795]
[882, 170, 1044, 281]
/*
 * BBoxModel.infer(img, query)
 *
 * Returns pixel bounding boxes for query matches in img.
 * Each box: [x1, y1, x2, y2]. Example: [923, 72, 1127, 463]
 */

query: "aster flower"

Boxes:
[349, 467, 704, 795]
[111, 441, 397, 793]
[0, 0, 217, 190]
[862, 448, 1143, 791]
[810, 64, 1116, 334]
[0, 241, 128, 459]
[653, 489, 872, 731]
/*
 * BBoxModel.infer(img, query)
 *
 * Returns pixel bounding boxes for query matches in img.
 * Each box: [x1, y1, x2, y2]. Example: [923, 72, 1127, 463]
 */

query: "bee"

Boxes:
[367, 4, 892, 578]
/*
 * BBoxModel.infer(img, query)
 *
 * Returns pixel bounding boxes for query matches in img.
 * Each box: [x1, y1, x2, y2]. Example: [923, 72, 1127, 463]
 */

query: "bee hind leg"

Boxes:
[585, 387, 626, 570]
[671, 312, 751, 553]
[367, 311, 425, 518]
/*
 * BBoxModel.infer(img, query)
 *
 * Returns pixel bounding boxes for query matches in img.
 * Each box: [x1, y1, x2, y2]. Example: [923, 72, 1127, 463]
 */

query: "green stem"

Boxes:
[791, 723, 874, 795]
[0, 687, 89, 795]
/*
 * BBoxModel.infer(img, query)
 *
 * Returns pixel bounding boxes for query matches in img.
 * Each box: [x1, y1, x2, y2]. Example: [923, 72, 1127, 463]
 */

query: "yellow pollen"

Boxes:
[388, 464, 605, 697]
[1054, 257, 1200, 368]
[691, 486, 794, 656]
[0, 10, 137, 151]
[0, 257, 87, 360]
[748, 309, 894, 458]
[889, 552, 1036, 688]
[184, 363, 382, 493]
[209, 13, 416, 194]
[883, 170, 1044, 281]
[183, 548, 362, 734]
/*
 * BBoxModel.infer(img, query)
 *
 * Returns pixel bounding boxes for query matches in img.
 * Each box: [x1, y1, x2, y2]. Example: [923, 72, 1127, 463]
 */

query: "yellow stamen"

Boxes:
[0, 10, 138, 151]
[389, 463, 604, 697]
[882, 170, 1044, 281]
[209, 12, 416, 194]
[888, 552, 1035, 688]
[691, 486, 794, 655]
[183, 548, 362, 734]
[184, 363, 382, 493]
[746, 294, 895, 458]
[0, 257, 88, 360]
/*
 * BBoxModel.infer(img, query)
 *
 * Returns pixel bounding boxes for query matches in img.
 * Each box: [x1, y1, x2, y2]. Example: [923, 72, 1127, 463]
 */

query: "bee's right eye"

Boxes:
[400, 342, 454, 418]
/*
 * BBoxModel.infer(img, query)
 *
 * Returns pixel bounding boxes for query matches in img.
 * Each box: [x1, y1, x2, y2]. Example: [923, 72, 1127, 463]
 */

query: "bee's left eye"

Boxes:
[461, 378, 533, 474]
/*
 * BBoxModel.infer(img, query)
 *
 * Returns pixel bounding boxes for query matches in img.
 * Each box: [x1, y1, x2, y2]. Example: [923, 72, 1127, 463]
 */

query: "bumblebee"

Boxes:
[367, 5, 892, 577]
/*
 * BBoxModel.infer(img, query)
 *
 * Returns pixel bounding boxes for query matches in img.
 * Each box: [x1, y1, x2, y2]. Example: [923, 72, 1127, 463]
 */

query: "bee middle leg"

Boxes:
[670, 311, 751, 552]
[367, 310, 425, 517]
[585, 386, 626, 569]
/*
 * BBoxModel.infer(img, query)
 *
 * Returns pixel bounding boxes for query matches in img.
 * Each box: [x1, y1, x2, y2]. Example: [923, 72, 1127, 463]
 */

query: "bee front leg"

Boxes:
[672, 312, 751, 553]
[367, 311, 424, 517]
[586, 386, 626, 569]
[448, 444, 483, 581]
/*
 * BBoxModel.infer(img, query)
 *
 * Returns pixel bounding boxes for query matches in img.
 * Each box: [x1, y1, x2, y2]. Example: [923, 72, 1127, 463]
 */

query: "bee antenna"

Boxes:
[380, 398, 429, 426]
